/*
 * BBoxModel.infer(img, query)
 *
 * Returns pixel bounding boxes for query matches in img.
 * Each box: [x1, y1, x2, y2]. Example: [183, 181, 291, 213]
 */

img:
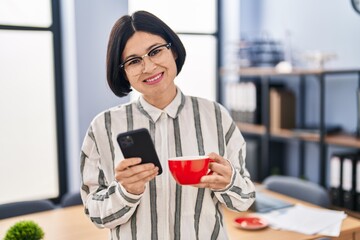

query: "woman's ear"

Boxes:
[171, 49, 178, 60]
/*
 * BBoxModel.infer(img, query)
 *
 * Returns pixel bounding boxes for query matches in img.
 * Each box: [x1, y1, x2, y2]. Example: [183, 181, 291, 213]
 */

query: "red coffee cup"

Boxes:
[168, 156, 213, 185]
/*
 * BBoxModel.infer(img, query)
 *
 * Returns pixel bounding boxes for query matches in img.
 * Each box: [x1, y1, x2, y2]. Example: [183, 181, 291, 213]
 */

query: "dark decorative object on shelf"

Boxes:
[238, 38, 284, 67]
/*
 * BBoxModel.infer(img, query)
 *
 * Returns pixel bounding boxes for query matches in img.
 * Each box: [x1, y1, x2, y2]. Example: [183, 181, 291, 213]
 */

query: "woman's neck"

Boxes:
[143, 87, 177, 110]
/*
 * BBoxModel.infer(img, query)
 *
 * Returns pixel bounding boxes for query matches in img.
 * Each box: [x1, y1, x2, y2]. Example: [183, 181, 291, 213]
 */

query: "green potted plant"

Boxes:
[4, 220, 44, 240]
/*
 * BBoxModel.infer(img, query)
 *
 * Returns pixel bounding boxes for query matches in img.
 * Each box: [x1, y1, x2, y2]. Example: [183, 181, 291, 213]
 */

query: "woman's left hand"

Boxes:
[192, 152, 233, 190]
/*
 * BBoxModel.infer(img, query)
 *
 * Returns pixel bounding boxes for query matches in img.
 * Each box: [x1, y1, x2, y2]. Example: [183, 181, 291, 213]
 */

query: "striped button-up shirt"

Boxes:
[80, 89, 255, 240]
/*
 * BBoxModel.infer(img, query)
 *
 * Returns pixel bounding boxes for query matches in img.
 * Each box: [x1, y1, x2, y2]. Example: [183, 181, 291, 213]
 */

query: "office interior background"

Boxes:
[0, 0, 360, 205]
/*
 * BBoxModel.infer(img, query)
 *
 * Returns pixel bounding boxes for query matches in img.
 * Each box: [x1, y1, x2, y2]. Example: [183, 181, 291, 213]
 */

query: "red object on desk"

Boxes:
[234, 216, 268, 230]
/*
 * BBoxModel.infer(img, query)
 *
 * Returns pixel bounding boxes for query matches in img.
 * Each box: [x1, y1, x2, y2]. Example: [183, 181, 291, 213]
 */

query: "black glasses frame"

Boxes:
[120, 42, 172, 69]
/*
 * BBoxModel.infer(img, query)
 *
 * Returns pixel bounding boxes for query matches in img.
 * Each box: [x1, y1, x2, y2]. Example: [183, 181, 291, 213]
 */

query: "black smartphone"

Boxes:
[117, 128, 162, 175]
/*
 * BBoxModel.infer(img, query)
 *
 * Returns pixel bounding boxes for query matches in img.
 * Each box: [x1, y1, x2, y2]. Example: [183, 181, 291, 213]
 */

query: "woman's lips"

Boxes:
[143, 73, 163, 85]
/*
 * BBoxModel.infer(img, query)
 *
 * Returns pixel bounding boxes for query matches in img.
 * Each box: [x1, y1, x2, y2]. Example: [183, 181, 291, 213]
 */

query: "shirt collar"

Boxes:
[136, 88, 185, 123]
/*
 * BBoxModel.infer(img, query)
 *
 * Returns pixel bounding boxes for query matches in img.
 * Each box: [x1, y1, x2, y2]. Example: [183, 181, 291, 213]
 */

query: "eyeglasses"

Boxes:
[120, 42, 172, 77]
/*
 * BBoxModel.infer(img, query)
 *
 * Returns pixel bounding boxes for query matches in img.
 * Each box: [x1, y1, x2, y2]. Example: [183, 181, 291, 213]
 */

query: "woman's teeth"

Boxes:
[144, 73, 162, 82]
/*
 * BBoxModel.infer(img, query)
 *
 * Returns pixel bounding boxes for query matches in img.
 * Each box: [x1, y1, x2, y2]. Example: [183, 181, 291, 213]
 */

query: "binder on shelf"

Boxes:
[342, 153, 356, 210]
[330, 151, 359, 210]
[329, 153, 345, 207]
[226, 81, 260, 124]
[244, 81, 257, 123]
[355, 154, 360, 211]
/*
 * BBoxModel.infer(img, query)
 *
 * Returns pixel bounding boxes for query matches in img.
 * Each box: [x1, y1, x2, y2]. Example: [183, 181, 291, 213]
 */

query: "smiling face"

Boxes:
[122, 31, 178, 109]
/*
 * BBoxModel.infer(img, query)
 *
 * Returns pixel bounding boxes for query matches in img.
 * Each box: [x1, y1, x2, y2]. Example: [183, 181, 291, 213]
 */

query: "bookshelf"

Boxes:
[224, 67, 360, 186]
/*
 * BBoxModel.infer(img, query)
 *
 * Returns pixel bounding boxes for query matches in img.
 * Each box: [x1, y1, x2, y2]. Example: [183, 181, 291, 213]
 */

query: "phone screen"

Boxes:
[117, 128, 162, 175]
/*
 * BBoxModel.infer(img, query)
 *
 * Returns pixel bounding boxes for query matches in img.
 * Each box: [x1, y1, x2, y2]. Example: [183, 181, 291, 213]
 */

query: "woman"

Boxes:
[80, 10, 255, 240]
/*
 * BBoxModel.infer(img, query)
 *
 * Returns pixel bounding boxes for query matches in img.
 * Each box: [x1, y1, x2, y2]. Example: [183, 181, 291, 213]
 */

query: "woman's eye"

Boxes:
[149, 48, 162, 57]
[127, 58, 142, 66]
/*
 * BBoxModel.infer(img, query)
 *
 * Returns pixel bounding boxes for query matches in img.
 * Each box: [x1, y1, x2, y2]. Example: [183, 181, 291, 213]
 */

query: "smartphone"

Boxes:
[117, 128, 162, 175]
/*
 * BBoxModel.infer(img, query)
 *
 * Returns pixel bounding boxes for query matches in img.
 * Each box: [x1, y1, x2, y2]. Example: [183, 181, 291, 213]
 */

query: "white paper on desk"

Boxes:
[318, 221, 343, 237]
[257, 204, 346, 236]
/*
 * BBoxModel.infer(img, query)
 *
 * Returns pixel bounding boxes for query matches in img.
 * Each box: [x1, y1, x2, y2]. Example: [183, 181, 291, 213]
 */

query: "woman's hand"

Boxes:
[115, 157, 159, 195]
[193, 152, 233, 190]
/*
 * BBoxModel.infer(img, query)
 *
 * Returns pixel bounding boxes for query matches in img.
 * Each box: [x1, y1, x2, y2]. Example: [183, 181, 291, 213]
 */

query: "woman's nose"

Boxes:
[142, 57, 157, 73]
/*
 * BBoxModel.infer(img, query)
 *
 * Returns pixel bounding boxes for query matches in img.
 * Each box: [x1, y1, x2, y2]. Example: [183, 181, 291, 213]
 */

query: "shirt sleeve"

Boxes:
[212, 105, 256, 212]
[80, 124, 142, 229]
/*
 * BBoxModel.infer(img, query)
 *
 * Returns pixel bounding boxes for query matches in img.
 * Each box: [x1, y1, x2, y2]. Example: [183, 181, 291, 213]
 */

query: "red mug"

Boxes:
[168, 156, 213, 185]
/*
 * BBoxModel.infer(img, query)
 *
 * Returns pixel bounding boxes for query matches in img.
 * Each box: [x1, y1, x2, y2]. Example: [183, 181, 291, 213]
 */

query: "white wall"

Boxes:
[61, 0, 129, 192]
[258, 0, 360, 69]
[239, 0, 261, 39]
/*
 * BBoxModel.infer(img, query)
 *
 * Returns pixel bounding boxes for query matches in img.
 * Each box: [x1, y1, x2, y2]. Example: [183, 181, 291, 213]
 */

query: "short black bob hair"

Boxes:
[106, 10, 186, 97]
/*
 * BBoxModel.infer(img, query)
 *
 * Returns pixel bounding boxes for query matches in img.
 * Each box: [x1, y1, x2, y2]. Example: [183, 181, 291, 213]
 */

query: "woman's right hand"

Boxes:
[115, 157, 159, 195]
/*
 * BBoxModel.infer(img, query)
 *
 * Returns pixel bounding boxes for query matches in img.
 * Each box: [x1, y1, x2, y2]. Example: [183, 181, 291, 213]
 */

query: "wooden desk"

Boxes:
[223, 188, 360, 240]
[0, 206, 108, 240]
[1, 190, 360, 240]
